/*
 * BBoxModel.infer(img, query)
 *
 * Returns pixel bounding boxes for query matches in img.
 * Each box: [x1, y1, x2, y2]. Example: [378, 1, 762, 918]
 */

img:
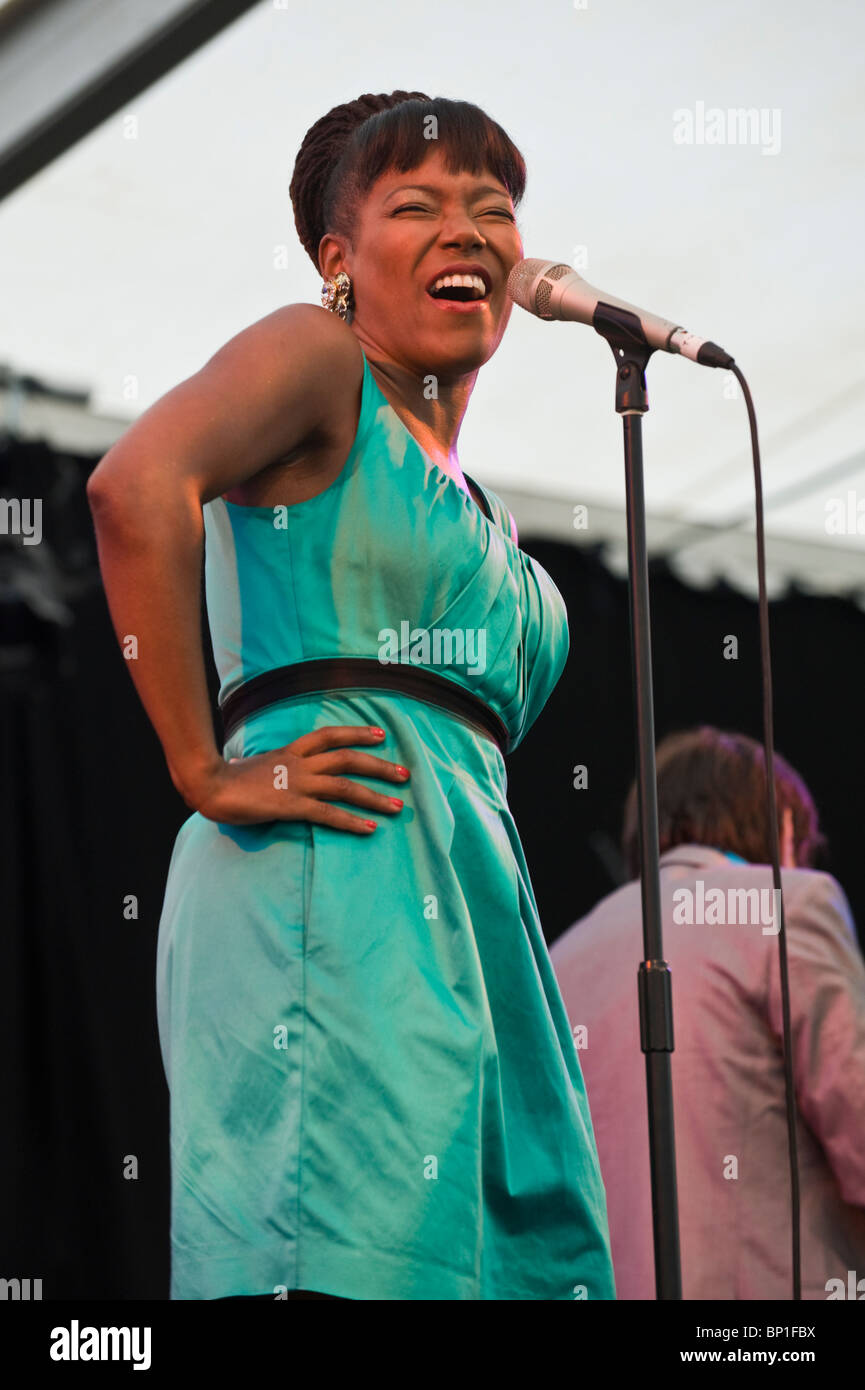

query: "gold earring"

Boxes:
[321, 270, 352, 320]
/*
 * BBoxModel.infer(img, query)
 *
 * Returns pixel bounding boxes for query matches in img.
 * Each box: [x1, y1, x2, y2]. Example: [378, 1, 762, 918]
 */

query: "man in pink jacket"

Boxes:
[551, 726, 865, 1300]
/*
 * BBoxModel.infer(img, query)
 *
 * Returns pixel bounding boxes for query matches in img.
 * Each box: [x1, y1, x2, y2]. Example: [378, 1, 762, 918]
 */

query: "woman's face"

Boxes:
[328, 144, 524, 376]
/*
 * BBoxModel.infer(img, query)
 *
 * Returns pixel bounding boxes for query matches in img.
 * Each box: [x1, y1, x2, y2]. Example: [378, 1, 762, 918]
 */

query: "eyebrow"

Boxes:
[382, 182, 511, 203]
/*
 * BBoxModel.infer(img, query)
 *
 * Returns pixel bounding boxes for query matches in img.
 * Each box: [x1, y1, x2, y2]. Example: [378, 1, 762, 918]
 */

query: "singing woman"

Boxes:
[87, 91, 615, 1301]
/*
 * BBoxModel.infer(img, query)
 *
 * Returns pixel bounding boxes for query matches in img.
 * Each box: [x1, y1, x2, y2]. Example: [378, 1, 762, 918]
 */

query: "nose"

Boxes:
[438, 207, 486, 249]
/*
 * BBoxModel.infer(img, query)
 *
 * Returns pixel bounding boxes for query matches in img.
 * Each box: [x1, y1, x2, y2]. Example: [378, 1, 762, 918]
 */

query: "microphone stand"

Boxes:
[593, 303, 682, 1300]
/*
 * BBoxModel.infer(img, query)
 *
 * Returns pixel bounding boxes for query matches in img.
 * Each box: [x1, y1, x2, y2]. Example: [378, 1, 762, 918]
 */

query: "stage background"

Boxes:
[2, 438, 863, 1299]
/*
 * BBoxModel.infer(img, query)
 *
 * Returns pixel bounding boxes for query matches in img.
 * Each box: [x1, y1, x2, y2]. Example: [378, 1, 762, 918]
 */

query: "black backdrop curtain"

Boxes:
[2, 438, 863, 1298]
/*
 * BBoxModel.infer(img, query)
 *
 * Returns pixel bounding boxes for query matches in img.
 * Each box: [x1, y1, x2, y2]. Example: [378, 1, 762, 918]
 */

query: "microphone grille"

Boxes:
[507, 258, 574, 318]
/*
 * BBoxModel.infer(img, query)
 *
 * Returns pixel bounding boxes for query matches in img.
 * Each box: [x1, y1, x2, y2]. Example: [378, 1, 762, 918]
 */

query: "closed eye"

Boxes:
[393, 204, 514, 219]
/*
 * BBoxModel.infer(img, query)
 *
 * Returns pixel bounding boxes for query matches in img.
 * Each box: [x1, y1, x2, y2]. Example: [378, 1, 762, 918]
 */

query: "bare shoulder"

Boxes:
[218, 304, 366, 508]
[208, 300, 364, 434]
[234, 299, 362, 370]
[87, 301, 364, 507]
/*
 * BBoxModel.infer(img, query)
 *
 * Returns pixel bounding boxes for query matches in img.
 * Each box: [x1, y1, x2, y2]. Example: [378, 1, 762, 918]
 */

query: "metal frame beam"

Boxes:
[0, 0, 262, 201]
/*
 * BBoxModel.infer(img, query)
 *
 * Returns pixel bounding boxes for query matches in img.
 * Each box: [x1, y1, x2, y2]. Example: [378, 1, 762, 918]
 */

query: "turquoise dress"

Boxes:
[155, 341, 616, 1301]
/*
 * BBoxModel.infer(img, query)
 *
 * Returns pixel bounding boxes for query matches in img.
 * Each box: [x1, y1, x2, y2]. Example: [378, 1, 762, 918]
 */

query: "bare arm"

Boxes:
[87, 305, 402, 826]
[89, 480, 218, 800]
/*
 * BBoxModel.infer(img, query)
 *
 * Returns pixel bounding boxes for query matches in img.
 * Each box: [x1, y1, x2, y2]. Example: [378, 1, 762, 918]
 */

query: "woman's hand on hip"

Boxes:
[188, 725, 410, 831]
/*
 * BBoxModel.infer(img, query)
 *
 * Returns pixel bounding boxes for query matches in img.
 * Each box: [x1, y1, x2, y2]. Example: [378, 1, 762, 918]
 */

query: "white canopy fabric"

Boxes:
[0, 0, 862, 596]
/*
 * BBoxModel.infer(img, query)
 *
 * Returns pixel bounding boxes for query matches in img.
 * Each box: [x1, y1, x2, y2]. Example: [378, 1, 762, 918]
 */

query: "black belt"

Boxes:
[218, 657, 510, 755]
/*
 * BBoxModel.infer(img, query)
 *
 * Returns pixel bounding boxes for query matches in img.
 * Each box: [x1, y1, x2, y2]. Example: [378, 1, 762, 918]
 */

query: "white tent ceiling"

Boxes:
[1, 0, 863, 600]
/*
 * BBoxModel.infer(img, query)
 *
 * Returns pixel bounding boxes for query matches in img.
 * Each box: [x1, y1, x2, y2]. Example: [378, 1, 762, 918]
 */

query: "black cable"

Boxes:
[730, 362, 801, 1301]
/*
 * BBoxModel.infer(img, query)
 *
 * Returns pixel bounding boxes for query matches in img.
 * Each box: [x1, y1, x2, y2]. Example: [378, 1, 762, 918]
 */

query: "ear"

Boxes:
[318, 232, 350, 282]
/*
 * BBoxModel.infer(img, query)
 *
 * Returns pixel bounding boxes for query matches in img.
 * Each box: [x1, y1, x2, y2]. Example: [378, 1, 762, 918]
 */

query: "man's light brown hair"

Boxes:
[622, 726, 826, 879]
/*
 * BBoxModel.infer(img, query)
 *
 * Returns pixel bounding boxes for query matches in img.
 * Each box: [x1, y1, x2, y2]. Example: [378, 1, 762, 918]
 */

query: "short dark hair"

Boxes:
[290, 92, 527, 275]
[621, 726, 826, 877]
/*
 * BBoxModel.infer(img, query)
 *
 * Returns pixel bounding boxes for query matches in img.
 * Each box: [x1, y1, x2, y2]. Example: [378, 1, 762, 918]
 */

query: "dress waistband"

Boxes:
[218, 657, 510, 756]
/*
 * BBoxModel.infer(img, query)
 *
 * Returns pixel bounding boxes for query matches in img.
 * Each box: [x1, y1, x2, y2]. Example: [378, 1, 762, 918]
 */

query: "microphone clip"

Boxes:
[593, 302, 655, 415]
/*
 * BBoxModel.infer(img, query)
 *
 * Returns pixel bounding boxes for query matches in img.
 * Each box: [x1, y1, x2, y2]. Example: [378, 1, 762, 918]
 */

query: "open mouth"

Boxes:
[426, 272, 491, 304]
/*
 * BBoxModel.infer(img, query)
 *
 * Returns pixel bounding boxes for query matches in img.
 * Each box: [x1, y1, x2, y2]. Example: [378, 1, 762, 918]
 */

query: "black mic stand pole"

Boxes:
[593, 303, 682, 1300]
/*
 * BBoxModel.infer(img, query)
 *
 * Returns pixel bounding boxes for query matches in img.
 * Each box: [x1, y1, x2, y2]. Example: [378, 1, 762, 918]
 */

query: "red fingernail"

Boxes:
[365, 820, 377, 829]
[390, 798, 403, 808]
[370, 727, 385, 737]
[395, 766, 409, 778]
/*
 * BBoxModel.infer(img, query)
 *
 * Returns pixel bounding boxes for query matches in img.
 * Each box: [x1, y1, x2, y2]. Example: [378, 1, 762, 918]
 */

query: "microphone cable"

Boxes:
[729, 361, 801, 1301]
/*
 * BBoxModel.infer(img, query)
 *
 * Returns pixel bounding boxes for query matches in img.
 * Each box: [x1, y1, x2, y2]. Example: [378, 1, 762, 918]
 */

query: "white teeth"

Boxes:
[429, 273, 487, 298]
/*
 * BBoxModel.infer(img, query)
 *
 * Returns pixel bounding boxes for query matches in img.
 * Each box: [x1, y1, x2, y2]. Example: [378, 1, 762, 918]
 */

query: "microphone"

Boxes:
[507, 258, 734, 369]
